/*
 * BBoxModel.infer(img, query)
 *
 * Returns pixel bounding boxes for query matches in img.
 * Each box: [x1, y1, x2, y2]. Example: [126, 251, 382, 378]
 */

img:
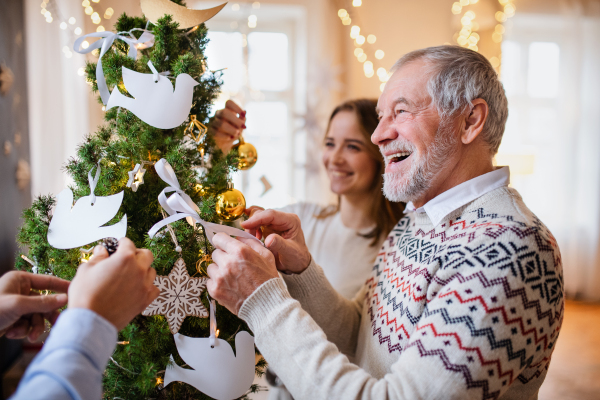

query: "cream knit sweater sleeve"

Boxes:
[238, 224, 561, 400]
[282, 259, 365, 357]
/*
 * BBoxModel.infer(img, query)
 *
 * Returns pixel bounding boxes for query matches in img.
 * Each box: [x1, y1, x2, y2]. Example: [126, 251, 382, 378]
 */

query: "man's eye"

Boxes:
[324, 142, 334, 147]
[396, 109, 406, 115]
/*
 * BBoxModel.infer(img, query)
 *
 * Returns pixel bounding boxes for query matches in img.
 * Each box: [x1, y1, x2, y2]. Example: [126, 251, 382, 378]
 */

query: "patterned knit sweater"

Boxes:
[239, 186, 564, 400]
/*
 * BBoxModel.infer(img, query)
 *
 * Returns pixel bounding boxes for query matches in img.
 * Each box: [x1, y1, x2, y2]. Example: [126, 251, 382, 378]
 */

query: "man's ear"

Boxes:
[462, 99, 489, 145]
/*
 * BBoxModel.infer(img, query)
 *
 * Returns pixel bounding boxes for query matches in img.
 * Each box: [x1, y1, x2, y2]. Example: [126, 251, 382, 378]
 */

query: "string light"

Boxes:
[231, 3, 240, 11]
[367, 34, 376, 44]
[352, 0, 362, 6]
[357, 53, 367, 63]
[74, 27, 82, 35]
[451, 0, 517, 72]
[356, 35, 365, 45]
[248, 14, 257, 28]
[375, 50, 384, 59]
[252, 2, 260, 9]
[338, 9, 348, 18]
[69, 17, 76, 24]
[104, 7, 114, 19]
[350, 25, 360, 39]
[96, 25, 105, 32]
[78, 67, 85, 76]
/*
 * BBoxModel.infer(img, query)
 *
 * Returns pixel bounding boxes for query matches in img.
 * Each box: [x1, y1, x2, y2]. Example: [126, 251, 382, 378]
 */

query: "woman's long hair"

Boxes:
[318, 99, 406, 246]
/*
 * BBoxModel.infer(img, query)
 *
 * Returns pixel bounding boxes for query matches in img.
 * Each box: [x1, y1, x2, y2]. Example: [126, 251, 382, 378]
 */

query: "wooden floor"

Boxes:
[538, 300, 600, 400]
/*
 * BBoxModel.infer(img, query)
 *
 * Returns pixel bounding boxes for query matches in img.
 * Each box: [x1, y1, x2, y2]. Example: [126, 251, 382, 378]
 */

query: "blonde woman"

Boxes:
[212, 99, 406, 299]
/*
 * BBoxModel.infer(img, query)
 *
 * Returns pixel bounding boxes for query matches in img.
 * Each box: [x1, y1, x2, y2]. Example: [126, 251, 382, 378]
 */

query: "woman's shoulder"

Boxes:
[278, 202, 337, 223]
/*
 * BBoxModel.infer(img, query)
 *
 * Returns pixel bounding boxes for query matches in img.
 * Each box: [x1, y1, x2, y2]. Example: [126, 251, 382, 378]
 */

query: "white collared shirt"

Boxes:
[404, 166, 510, 227]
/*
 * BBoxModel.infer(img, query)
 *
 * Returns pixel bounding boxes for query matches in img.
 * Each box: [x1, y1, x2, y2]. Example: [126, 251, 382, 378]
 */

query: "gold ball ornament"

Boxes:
[215, 183, 246, 221]
[234, 136, 257, 170]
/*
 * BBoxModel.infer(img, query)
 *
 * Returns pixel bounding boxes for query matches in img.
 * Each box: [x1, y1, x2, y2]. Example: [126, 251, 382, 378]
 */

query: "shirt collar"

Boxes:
[404, 166, 510, 227]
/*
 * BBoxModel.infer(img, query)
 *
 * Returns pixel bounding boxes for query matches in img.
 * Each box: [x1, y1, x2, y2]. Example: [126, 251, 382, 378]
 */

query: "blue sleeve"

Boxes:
[10, 308, 117, 400]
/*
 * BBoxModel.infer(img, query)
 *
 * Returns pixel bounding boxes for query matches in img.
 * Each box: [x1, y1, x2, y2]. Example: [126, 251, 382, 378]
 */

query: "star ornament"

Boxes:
[126, 163, 146, 192]
[142, 258, 208, 334]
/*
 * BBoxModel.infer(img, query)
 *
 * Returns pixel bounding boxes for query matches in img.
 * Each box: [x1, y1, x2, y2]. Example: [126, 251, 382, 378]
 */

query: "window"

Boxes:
[201, 3, 306, 210]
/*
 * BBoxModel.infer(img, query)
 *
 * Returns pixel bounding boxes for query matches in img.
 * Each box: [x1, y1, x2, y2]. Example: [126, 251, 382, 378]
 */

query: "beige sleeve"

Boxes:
[280, 259, 365, 356]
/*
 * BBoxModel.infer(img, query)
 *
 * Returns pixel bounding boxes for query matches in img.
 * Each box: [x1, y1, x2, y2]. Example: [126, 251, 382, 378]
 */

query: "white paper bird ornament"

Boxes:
[106, 61, 199, 129]
[163, 300, 255, 399]
[47, 164, 127, 249]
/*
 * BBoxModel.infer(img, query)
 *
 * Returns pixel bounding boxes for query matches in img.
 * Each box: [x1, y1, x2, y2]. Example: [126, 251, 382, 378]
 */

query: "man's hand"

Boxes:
[241, 209, 311, 275]
[207, 233, 279, 315]
[68, 238, 159, 330]
[0, 271, 70, 342]
[210, 100, 246, 154]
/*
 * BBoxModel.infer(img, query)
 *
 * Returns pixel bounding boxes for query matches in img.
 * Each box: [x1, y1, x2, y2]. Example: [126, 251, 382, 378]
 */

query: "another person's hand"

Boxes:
[68, 238, 159, 330]
[241, 210, 311, 275]
[0, 271, 70, 342]
[210, 100, 246, 154]
[207, 233, 279, 314]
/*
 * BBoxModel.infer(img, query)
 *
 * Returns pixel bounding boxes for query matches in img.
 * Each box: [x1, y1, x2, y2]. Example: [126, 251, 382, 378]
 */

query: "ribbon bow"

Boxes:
[148, 159, 260, 245]
[73, 28, 155, 105]
[88, 161, 102, 205]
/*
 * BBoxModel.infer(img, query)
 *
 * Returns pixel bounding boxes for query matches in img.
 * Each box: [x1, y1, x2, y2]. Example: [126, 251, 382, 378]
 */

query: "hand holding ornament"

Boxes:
[68, 238, 159, 330]
[242, 209, 312, 275]
[207, 233, 279, 315]
[210, 100, 246, 154]
[0, 272, 69, 342]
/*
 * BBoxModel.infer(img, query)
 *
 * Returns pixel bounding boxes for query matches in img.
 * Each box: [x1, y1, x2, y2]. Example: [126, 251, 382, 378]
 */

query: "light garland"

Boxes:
[39, 0, 116, 58]
[451, 0, 516, 71]
[336, 1, 389, 92]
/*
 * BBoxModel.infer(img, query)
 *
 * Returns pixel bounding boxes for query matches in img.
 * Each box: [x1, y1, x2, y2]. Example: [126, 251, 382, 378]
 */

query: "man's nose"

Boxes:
[371, 119, 397, 146]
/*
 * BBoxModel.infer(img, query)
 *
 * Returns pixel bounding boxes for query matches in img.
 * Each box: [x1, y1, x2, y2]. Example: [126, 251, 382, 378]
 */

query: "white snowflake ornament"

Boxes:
[142, 258, 208, 333]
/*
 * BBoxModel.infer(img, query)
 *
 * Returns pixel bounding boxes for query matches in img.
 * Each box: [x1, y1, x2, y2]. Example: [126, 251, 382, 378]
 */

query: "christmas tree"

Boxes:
[15, 3, 264, 399]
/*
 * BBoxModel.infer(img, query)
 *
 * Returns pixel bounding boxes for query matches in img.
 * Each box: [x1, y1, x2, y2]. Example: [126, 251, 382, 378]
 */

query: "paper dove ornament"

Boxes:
[47, 189, 127, 249]
[106, 61, 199, 129]
[164, 332, 256, 400]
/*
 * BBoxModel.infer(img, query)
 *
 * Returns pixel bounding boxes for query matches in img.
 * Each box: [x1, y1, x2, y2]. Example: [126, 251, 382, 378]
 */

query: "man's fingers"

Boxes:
[28, 313, 45, 342]
[136, 249, 155, 269]
[14, 293, 68, 315]
[5, 318, 31, 339]
[212, 232, 245, 254]
[26, 273, 70, 294]
[117, 237, 136, 253]
[241, 209, 294, 231]
[206, 263, 218, 279]
[86, 245, 108, 267]
[238, 237, 270, 259]
[144, 267, 157, 287]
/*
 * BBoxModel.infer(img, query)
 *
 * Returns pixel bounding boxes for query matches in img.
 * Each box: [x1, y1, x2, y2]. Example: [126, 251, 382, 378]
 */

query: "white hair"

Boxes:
[390, 45, 508, 154]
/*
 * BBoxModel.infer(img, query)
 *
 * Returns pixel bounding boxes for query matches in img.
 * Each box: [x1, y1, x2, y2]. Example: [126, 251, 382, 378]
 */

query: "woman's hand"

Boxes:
[210, 100, 246, 154]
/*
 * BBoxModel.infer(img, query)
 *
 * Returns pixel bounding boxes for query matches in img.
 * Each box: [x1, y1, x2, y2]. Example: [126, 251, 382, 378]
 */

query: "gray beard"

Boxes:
[381, 119, 458, 203]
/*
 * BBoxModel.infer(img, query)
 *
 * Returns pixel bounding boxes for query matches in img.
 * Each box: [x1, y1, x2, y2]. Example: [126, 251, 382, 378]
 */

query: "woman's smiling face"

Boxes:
[322, 111, 379, 197]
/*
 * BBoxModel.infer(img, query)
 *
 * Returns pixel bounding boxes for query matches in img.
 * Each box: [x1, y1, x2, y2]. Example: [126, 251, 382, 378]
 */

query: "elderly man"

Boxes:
[207, 45, 564, 400]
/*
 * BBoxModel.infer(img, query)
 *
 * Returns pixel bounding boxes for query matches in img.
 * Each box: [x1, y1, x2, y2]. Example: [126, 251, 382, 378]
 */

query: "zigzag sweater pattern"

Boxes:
[240, 186, 564, 400]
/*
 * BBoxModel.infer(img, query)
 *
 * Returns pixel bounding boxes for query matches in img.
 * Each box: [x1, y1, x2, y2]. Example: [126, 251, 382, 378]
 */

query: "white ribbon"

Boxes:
[88, 162, 102, 205]
[147, 60, 171, 82]
[148, 159, 261, 245]
[209, 298, 217, 348]
[73, 29, 156, 105]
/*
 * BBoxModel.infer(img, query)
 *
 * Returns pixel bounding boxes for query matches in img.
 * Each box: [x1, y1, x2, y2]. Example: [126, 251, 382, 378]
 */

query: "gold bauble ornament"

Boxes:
[215, 182, 246, 221]
[234, 136, 257, 170]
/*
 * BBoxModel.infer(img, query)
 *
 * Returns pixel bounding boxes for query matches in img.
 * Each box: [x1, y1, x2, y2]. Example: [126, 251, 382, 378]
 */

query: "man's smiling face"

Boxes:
[372, 59, 459, 204]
